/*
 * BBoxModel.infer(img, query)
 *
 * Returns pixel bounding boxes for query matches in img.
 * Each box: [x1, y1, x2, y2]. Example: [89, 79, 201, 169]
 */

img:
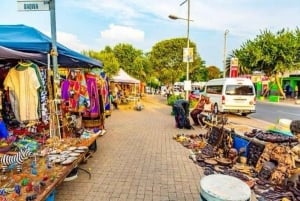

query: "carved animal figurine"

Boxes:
[0, 148, 33, 173]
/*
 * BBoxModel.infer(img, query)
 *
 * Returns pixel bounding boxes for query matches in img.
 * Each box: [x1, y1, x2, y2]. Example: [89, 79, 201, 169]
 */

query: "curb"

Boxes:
[256, 100, 300, 107]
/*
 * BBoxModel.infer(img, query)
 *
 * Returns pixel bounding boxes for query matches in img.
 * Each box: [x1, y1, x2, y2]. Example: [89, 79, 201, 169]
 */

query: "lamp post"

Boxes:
[168, 0, 191, 101]
[223, 29, 229, 78]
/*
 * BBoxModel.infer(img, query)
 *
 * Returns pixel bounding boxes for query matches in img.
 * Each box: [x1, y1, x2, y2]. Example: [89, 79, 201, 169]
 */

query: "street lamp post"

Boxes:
[168, 0, 191, 101]
[223, 29, 229, 78]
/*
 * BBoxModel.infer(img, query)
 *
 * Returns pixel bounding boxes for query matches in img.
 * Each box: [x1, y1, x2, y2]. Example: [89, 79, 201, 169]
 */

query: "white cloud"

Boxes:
[56, 32, 90, 52]
[100, 24, 144, 46]
[43, 30, 89, 52]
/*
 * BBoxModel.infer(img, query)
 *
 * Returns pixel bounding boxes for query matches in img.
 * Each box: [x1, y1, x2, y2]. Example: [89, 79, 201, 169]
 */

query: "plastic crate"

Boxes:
[46, 189, 56, 201]
[232, 134, 249, 156]
[269, 95, 280, 102]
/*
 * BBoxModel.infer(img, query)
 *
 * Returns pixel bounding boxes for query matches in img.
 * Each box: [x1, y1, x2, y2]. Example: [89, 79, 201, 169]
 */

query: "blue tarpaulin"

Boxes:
[0, 24, 102, 68]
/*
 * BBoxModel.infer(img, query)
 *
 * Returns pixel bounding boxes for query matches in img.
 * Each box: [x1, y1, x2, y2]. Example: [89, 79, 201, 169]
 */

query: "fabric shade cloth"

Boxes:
[0, 45, 44, 61]
[0, 24, 102, 68]
[110, 68, 140, 84]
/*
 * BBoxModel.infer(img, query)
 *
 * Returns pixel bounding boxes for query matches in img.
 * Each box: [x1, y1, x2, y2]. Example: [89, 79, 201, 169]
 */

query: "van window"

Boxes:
[225, 85, 254, 95]
[206, 85, 223, 94]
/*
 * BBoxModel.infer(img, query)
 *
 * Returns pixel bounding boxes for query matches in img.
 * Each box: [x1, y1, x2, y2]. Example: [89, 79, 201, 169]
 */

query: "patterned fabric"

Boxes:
[61, 69, 90, 113]
[83, 73, 100, 118]
[39, 68, 49, 124]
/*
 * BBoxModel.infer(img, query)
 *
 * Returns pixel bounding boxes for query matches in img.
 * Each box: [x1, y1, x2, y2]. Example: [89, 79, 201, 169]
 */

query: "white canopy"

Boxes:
[111, 68, 140, 84]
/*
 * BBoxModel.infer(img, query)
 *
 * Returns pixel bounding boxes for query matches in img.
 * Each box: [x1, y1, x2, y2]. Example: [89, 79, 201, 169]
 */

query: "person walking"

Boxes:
[295, 85, 299, 99]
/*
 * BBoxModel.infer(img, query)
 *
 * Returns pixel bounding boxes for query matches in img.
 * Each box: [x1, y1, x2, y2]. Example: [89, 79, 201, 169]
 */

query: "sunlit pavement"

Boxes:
[55, 94, 298, 201]
[56, 95, 204, 201]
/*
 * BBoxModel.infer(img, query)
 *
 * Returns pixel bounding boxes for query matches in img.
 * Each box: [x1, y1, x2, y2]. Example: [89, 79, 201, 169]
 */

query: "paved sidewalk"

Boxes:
[56, 95, 204, 201]
[257, 97, 300, 107]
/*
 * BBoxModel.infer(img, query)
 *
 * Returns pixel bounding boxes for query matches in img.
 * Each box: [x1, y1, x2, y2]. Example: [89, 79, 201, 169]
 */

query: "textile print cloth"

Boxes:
[83, 73, 100, 118]
[61, 69, 90, 113]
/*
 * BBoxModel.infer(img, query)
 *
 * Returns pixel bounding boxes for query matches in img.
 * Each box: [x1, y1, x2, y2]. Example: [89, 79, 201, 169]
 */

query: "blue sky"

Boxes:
[1, 0, 300, 70]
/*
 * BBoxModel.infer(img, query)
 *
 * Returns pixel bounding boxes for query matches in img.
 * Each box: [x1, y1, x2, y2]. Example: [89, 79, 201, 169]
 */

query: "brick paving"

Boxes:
[54, 95, 299, 201]
[56, 95, 204, 201]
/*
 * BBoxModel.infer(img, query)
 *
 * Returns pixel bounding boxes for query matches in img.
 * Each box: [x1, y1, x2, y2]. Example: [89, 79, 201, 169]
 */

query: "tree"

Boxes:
[233, 29, 300, 98]
[189, 65, 208, 81]
[207, 66, 221, 80]
[148, 38, 205, 85]
[82, 48, 119, 77]
[113, 43, 143, 75]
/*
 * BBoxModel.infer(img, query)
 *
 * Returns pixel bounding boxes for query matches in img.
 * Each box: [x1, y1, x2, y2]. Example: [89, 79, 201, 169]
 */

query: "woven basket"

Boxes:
[82, 118, 102, 128]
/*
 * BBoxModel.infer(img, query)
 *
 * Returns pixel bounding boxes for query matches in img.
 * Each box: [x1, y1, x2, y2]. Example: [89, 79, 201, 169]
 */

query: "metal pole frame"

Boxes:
[49, 0, 61, 139]
[185, 0, 190, 101]
[223, 30, 229, 78]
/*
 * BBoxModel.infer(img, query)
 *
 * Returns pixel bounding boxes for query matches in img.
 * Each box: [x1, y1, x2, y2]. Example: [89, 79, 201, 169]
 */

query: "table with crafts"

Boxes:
[0, 133, 99, 201]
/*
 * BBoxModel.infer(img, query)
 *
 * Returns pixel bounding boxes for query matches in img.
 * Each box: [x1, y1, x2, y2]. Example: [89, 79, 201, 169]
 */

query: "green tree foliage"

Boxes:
[113, 43, 143, 75]
[148, 38, 205, 85]
[207, 66, 221, 80]
[82, 48, 119, 77]
[189, 65, 208, 81]
[233, 29, 300, 98]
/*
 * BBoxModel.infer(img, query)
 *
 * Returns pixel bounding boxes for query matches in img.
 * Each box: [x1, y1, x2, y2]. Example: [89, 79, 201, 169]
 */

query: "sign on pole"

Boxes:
[230, 57, 239, 78]
[184, 80, 191, 91]
[17, 0, 50, 11]
[183, 48, 193, 62]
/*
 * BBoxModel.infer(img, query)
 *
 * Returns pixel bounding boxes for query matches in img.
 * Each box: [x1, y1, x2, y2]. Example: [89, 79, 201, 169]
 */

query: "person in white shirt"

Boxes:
[198, 96, 214, 127]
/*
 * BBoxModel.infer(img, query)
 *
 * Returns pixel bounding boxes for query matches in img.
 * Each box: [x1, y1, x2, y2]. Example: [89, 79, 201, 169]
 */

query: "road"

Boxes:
[249, 102, 300, 123]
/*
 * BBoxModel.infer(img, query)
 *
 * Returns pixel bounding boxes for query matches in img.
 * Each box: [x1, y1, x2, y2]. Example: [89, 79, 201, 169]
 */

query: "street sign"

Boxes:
[230, 57, 239, 78]
[17, 0, 50, 11]
[183, 48, 193, 62]
[184, 80, 191, 91]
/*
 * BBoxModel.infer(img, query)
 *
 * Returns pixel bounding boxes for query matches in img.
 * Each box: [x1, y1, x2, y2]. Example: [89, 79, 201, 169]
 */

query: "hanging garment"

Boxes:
[3, 63, 41, 122]
[39, 68, 49, 124]
[61, 69, 90, 113]
[83, 73, 100, 118]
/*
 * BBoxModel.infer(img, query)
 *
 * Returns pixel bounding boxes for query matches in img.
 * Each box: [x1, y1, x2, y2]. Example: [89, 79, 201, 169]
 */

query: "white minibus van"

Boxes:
[204, 78, 256, 116]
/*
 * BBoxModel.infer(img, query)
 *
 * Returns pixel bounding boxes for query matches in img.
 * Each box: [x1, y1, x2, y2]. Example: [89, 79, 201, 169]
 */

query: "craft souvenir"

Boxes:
[68, 146, 77, 151]
[204, 158, 218, 165]
[60, 150, 72, 155]
[77, 146, 88, 150]
[0, 148, 33, 173]
[61, 159, 74, 165]
[216, 157, 232, 166]
[69, 152, 80, 157]
[74, 149, 85, 153]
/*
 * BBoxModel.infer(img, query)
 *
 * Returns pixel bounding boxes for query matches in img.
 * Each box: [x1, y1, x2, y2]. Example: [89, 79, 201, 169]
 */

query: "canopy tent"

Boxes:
[0, 45, 45, 60]
[0, 24, 102, 68]
[110, 68, 140, 84]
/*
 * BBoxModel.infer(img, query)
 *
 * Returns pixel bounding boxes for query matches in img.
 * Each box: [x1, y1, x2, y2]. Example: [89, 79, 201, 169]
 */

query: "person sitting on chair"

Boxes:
[198, 96, 214, 127]
[190, 95, 206, 125]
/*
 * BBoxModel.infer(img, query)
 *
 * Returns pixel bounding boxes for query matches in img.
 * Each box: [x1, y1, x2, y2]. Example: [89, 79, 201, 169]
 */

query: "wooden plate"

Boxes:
[216, 158, 232, 166]
[204, 158, 218, 165]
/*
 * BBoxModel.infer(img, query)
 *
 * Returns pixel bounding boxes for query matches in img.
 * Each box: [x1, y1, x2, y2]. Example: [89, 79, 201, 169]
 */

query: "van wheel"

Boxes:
[213, 104, 219, 114]
[241, 113, 248, 116]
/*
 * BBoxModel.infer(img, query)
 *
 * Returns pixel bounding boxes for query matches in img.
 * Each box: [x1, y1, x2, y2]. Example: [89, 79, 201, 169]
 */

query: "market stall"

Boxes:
[110, 68, 142, 109]
[174, 119, 300, 200]
[0, 24, 106, 200]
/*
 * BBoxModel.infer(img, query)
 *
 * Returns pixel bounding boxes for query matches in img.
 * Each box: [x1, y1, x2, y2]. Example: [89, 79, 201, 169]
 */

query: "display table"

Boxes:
[1, 134, 99, 201]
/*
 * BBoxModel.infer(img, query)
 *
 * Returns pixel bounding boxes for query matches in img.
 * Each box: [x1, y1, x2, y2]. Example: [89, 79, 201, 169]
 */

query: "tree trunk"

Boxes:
[274, 73, 285, 99]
